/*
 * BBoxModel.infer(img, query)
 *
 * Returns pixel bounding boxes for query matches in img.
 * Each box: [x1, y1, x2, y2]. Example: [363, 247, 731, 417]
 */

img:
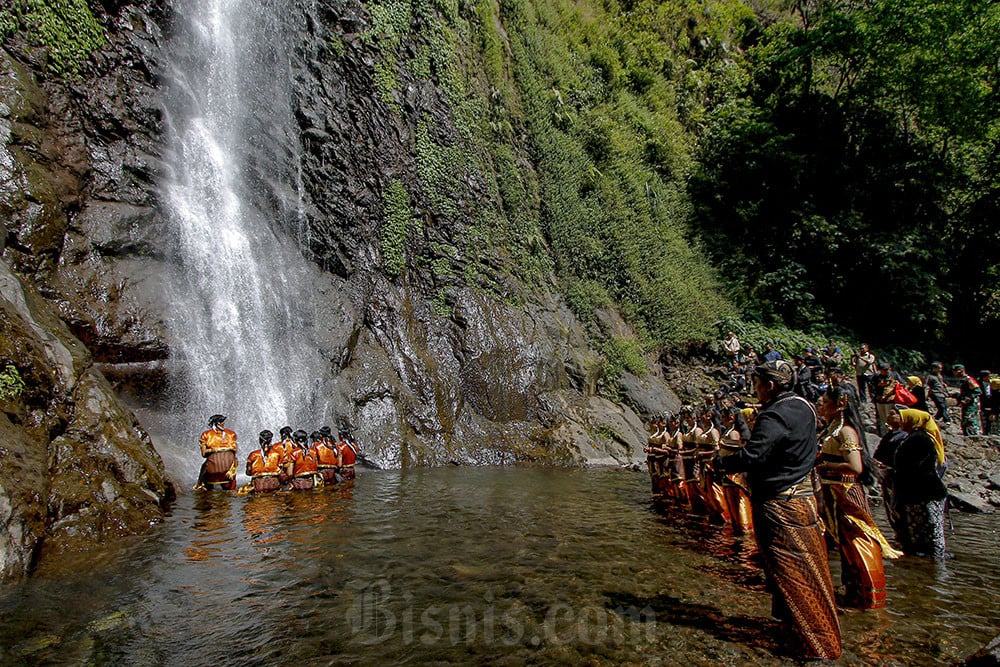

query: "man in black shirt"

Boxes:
[715, 359, 841, 660]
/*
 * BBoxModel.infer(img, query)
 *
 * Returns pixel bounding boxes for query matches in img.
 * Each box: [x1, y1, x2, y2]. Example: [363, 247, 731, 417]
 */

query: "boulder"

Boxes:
[948, 491, 993, 514]
[965, 634, 1000, 666]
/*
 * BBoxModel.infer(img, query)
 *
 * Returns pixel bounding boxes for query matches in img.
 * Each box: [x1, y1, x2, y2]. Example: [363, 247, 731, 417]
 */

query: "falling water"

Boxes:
[158, 0, 325, 472]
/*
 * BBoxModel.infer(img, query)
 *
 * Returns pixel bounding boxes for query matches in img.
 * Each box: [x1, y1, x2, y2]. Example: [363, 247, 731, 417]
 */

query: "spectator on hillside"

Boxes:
[762, 341, 782, 362]
[953, 364, 982, 436]
[905, 376, 929, 413]
[803, 347, 823, 376]
[925, 362, 951, 424]
[820, 339, 842, 375]
[743, 344, 759, 368]
[793, 355, 816, 401]
[722, 331, 741, 367]
[851, 343, 876, 404]
[979, 370, 996, 435]
[873, 363, 902, 435]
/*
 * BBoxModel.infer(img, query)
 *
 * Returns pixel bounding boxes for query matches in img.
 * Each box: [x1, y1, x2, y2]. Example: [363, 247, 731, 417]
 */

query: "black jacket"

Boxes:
[715, 391, 818, 500]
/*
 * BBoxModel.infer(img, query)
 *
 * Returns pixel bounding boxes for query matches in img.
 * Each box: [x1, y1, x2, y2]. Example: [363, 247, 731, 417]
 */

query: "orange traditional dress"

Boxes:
[679, 421, 702, 509]
[818, 419, 901, 608]
[695, 423, 729, 524]
[315, 440, 342, 486]
[246, 445, 285, 494]
[287, 446, 321, 490]
[719, 425, 753, 535]
[337, 437, 357, 480]
[198, 427, 238, 490]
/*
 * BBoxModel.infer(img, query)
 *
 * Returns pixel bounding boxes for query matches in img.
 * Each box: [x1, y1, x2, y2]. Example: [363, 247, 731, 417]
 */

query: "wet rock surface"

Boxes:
[0, 259, 174, 579]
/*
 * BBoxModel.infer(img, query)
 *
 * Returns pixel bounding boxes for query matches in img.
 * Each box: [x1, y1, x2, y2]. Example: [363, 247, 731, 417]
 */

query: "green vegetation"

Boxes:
[381, 179, 416, 277]
[600, 336, 647, 383]
[1, 0, 105, 76]
[367, 0, 997, 368]
[0, 364, 25, 402]
[689, 0, 1000, 365]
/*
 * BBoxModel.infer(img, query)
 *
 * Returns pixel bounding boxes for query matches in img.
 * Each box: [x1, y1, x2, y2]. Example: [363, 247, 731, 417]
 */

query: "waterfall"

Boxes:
[157, 0, 325, 476]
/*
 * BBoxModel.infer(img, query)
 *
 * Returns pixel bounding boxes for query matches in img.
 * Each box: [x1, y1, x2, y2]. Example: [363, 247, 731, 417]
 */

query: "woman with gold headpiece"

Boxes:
[894, 409, 948, 558]
[816, 386, 901, 609]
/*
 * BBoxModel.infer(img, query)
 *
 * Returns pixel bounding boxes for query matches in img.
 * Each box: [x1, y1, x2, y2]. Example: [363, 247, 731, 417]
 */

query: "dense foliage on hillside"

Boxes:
[4, 0, 997, 369]
[688, 0, 1000, 364]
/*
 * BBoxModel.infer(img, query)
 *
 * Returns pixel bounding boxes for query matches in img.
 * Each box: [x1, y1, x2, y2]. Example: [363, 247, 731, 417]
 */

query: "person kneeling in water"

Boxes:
[195, 414, 238, 490]
[315, 428, 342, 486]
[246, 430, 286, 494]
[284, 429, 320, 490]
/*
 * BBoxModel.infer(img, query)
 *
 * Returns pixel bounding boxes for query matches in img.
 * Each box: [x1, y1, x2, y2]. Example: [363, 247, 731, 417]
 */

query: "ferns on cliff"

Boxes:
[0, 0, 105, 76]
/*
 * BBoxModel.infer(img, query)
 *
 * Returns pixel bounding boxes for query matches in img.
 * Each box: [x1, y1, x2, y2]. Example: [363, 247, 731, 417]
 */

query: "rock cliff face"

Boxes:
[0, 258, 174, 579]
[0, 0, 680, 574]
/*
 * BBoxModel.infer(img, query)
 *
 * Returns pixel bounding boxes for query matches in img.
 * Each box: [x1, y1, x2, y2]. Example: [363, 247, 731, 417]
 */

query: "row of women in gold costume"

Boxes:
[645, 384, 903, 611]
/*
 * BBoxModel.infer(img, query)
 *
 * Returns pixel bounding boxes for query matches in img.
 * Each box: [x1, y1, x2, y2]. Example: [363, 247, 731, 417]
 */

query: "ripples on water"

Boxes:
[0, 468, 998, 665]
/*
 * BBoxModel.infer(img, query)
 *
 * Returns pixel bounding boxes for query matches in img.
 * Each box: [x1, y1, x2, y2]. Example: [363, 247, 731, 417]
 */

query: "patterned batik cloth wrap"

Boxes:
[753, 494, 842, 660]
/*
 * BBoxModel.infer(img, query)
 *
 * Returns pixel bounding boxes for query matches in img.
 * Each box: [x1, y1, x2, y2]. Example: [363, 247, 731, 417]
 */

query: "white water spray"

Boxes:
[158, 0, 325, 474]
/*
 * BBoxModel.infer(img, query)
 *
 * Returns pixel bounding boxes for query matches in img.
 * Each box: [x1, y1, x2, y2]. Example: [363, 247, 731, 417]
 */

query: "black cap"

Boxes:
[259, 430, 273, 445]
[319, 426, 333, 437]
[279, 426, 292, 437]
[208, 414, 226, 426]
[292, 429, 308, 443]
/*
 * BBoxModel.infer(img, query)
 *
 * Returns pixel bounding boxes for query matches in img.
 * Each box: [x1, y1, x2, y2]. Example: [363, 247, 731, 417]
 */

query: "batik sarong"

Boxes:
[898, 498, 947, 558]
[753, 494, 841, 660]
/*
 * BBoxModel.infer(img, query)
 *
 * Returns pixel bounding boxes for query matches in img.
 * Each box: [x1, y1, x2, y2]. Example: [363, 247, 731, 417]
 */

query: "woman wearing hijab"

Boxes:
[905, 376, 929, 412]
[894, 409, 948, 558]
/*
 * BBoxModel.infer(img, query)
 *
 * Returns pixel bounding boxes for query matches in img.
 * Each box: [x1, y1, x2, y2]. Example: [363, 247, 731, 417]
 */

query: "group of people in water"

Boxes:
[645, 355, 953, 661]
[195, 414, 358, 494]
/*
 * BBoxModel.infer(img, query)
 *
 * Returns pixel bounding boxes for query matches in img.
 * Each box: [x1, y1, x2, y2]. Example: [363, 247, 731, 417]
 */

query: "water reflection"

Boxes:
[1, 468, 998, 665]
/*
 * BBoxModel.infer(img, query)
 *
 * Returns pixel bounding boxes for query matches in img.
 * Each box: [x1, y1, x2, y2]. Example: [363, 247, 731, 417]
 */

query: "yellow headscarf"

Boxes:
[906, 375, 923, 388]
[898, 408, 945, 464]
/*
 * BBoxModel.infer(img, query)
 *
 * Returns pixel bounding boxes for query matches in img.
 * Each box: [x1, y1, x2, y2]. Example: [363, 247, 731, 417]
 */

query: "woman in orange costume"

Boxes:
[336, 429, 358, 480]
[678, 407, 702, 510]
[696, 409, 729, 524]
[196, 414, 238, 490]
[245, 430, 286, 494]
[644, 415, 668, 498]
[313, 429, 342, 486]
[284, 429, 320, 490]
[816, 386, 901, 609]
[718, 406, 753, 535]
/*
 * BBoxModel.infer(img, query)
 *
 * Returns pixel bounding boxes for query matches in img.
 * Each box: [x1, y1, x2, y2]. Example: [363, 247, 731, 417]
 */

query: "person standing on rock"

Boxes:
[196, 414, 238, 490]
[714, 359, 841, 660]
[953, 364, 982, 436]
[925, 361, 951, 424]
[851, 343, 876, 404]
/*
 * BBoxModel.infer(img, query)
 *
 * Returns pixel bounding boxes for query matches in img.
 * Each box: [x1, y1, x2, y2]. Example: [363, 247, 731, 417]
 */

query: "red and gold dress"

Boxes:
[818, 421, 901, 608]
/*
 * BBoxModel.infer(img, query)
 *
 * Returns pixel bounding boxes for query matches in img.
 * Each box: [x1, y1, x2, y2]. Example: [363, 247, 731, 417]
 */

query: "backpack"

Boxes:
[893, 382, 918, 407]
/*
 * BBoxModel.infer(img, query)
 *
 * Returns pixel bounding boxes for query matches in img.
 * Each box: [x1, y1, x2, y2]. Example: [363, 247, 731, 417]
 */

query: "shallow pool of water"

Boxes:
[1, 467, 997, 665]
